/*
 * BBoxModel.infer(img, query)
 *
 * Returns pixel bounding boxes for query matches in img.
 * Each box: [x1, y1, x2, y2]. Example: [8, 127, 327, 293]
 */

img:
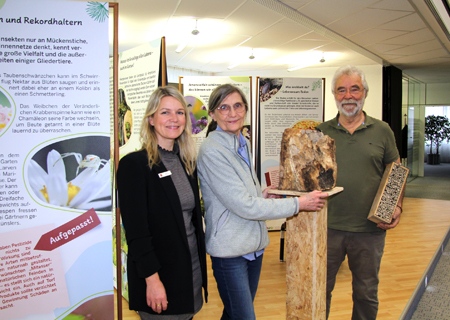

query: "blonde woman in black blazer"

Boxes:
[117, 86, 207, 320]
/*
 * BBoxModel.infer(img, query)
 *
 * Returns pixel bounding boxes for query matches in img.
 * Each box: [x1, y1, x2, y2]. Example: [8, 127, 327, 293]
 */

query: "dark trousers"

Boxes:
[326, 228, 386, 320]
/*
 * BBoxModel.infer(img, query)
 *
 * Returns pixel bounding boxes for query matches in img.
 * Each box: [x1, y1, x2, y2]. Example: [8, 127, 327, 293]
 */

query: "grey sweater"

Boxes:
[197, 130, 298, 258]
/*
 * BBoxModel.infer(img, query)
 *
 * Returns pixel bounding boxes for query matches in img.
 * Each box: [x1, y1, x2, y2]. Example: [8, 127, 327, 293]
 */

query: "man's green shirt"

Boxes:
[316, 112, 399, 232]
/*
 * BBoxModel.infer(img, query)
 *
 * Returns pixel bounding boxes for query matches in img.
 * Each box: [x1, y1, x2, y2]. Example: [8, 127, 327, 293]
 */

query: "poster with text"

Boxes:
[0, 1, 113, 319]
[181, 76, 252, 152]
[117, 40, 161, 157]
[258, 77, 324, 229]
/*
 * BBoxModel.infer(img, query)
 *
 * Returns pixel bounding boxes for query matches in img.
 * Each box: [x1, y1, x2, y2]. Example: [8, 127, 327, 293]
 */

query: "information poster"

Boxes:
[181, 76, 252, 151]
[117, 40, 161, 156]
[258, 77, 324, 229]
[0, 1, 113, 319]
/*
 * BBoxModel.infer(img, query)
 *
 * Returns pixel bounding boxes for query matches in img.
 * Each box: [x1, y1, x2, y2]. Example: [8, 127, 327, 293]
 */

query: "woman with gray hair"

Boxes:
[117, 86, 207, 320]
[197, 83, 327, 320]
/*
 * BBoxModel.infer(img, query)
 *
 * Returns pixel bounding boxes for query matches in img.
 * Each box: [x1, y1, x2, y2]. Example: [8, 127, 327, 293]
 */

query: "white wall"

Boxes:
[167, 66, 213, 84]
[425, 83, 450, 105]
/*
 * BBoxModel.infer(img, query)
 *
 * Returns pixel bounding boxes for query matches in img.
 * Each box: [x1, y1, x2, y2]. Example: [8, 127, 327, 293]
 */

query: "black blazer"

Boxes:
[117, 149, 207, 315]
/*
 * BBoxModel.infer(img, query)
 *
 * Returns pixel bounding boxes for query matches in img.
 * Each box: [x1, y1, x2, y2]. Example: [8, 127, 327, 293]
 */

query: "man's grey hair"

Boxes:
[331, 65, 369, 96]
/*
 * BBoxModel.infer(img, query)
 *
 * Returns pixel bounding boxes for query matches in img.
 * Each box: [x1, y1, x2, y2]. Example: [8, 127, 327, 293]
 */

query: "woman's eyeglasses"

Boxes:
[217, 103, 246, 115]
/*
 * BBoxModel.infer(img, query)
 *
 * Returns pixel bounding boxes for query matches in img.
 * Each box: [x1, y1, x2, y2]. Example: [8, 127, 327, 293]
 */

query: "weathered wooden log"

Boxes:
[286, 207, 327, 320]
[269, 188, 343, 320]
[278, 129, 336, 191]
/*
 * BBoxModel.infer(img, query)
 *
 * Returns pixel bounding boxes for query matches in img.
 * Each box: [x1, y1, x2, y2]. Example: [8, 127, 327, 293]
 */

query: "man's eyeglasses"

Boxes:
[217, 103, 246, 115]
[335, 87, 364, 96]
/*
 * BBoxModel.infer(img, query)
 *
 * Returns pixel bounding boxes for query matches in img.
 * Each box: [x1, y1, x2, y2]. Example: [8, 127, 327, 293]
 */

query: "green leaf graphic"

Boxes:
[312, 80, 322, 91]
[86, 2, 108, 23]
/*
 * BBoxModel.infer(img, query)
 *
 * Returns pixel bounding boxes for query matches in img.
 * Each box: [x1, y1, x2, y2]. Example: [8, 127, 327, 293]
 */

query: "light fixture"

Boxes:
[320, 52, 325, 63]
[249, 49, 255, 60]
[175, 19, 200, 53]
[191, 19, 200, 36]
[286, 51, 324, 71]
[427, 0, 450, 39]
[228, 48, 256, 68]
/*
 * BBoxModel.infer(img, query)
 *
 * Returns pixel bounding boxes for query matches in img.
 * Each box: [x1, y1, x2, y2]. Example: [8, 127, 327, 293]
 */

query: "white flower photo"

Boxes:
[28, 149, 111, 211]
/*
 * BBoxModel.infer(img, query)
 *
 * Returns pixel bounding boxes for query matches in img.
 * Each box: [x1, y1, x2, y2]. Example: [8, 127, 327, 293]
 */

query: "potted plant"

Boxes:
[424, 115, 450, 164]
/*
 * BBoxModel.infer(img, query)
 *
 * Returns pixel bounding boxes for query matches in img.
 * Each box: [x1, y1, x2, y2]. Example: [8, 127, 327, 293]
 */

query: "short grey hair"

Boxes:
[331, 65, 369, 96]
[208, 84, 248, 114]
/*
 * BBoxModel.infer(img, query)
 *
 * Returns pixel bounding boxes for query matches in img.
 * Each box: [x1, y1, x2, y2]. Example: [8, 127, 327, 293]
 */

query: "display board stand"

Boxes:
[269, 187, 343, 319]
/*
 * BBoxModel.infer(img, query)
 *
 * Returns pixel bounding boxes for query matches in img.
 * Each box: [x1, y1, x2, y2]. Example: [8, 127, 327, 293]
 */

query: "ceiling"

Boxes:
[107, 0, 450, 83]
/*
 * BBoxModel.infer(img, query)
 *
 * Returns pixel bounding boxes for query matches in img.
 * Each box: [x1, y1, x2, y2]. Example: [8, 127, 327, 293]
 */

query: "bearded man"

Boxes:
[316, 65, 403, 320]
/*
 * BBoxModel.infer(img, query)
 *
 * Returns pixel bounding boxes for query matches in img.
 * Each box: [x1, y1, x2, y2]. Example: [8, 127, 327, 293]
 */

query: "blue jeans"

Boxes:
[326, 228, 386, 320]
[211, 254, 263, 320]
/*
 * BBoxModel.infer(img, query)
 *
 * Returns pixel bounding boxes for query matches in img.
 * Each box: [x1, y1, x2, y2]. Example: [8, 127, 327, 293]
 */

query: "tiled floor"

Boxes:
[410, 238, 450, 320]
[403, 163, 450, 319]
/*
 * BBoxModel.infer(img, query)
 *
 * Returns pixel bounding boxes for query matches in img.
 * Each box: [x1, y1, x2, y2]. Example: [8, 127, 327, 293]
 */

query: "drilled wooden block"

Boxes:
[367, 162, 409, 224]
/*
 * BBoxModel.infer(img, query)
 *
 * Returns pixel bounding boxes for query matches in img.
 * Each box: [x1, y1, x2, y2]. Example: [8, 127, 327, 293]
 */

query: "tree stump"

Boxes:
[269, 187, 343, 320]
[286, 206, 327, 320]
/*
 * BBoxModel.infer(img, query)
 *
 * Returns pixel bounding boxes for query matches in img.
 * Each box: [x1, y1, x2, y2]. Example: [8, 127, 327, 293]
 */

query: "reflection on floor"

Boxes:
[405, 163, 450, 200]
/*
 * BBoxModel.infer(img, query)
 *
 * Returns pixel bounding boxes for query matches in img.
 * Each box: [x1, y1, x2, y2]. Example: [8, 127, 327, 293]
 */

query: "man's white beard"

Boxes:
[335, 96, 365, 117]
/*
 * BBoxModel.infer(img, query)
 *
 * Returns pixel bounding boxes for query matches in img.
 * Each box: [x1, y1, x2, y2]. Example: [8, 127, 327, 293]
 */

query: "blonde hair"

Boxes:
[139, 86, 197, 175]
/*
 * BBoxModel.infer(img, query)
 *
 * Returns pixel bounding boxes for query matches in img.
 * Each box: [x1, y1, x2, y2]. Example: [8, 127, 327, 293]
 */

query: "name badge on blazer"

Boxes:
[158, 171, 172, 178]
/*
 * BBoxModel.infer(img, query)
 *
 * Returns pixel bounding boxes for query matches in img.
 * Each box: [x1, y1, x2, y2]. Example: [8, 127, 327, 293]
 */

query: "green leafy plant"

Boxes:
[424, 115, 450, 155]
